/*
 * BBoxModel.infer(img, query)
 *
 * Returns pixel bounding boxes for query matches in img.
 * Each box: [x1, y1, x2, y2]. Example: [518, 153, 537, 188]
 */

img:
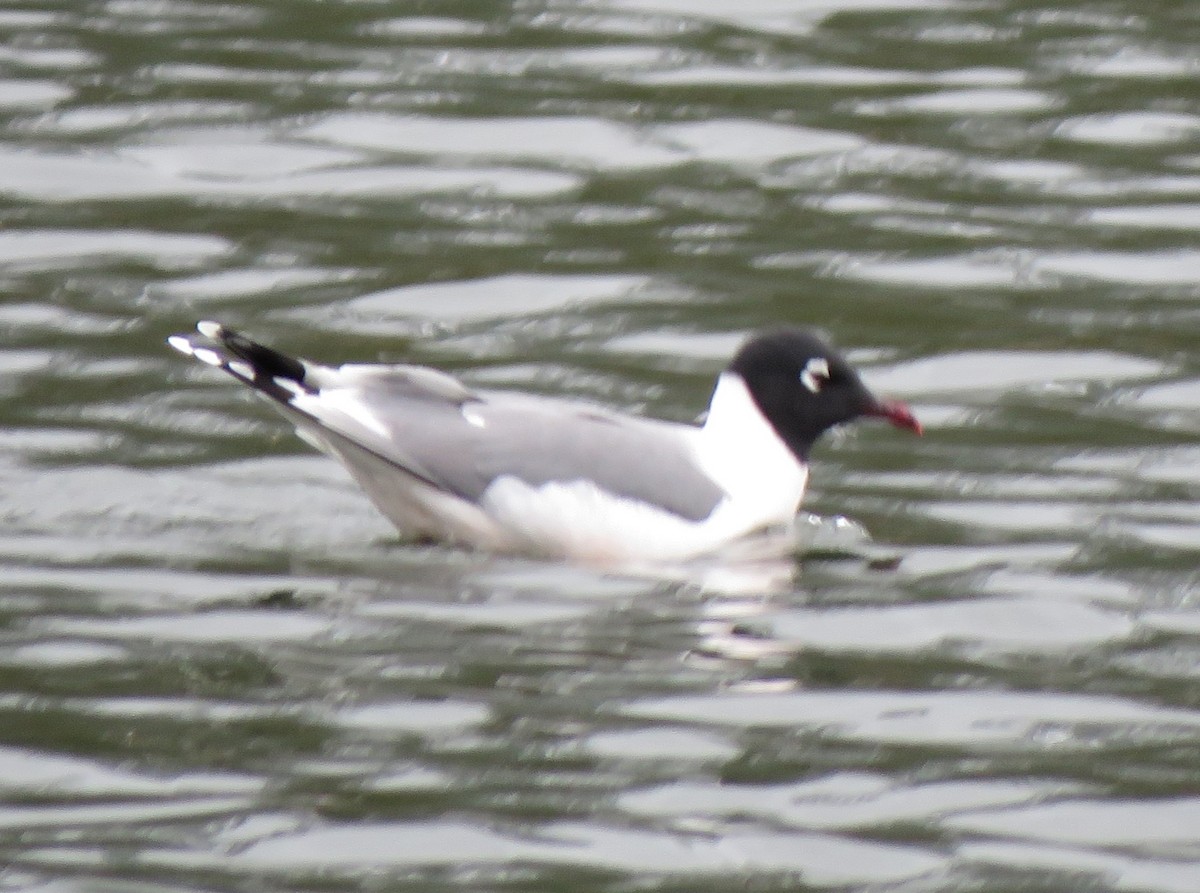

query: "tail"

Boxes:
[168, 321, 313, 404]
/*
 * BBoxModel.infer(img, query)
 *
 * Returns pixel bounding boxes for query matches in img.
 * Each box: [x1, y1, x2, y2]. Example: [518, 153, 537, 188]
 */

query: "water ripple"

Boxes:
[625, 688, 1200, 748]
[3, 0, 1199, 890]
[227, 817, 945, 884]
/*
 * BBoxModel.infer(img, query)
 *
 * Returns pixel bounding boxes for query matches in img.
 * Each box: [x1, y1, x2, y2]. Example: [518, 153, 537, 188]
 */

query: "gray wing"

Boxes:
[331, 383, 727, 523]
[169, 323, 726, 522]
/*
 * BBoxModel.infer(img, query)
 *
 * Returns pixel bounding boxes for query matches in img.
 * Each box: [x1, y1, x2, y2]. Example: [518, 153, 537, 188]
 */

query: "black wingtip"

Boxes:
[196, 320, 308, 386]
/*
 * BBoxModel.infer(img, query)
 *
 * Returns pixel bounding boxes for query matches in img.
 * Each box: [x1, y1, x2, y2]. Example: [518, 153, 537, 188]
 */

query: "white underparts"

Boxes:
[480, 476, 715, 562]
[693, 373, 808, 527]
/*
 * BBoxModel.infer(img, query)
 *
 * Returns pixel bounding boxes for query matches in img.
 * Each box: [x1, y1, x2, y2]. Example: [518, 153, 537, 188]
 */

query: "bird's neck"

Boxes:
[698, 373, 808, 509]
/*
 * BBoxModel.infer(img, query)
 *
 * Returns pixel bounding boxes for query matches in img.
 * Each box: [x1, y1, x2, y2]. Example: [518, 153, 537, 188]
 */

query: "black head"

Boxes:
[728, 328, 921, 460]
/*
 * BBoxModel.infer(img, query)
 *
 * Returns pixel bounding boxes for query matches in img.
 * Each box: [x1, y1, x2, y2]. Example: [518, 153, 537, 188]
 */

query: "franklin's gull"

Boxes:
[168, 323, 920, 563]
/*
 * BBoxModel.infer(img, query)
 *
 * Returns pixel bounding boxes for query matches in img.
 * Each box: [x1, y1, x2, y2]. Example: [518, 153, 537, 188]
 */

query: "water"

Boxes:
[3, 0, 1200, 890]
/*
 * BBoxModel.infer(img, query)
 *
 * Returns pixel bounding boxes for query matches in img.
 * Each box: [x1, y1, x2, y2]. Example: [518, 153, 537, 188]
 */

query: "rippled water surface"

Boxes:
[3, 1, 1200, 890]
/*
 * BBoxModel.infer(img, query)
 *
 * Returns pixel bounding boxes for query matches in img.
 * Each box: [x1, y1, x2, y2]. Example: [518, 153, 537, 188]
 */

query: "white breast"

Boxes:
[690, 373, 809, 532]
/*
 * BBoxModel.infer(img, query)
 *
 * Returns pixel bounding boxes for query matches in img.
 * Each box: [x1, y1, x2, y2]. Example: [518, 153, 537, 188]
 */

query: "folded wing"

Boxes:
[169, 323, 726, 524]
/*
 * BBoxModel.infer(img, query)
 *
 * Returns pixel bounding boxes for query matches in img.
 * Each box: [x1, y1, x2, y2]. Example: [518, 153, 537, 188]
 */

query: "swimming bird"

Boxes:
[168, 322, 920, 563]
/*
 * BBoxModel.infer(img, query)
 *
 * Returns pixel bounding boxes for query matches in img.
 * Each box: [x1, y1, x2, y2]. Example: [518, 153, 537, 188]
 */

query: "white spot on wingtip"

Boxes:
[228, 360, 255, 379]
[193, 347, 224, 367]
[196, 320, 222, 339]
[274, 376, 305, 397]
[462, 407, 487, 428]
[167, 335, 195, 355]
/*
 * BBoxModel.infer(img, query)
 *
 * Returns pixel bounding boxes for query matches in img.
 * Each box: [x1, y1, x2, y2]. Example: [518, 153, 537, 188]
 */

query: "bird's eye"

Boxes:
[799, 357, 830, 394]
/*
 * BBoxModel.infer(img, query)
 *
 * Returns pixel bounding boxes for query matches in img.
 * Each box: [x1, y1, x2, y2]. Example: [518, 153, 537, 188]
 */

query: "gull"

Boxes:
[169, 322, 920, 564]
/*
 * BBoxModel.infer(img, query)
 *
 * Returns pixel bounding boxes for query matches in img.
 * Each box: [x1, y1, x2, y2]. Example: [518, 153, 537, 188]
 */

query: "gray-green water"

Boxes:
[3, 1, 1200, 890]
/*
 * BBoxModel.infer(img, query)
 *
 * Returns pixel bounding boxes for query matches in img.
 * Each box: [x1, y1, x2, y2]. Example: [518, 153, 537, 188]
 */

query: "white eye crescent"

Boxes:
[800, 357, 830, 394]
